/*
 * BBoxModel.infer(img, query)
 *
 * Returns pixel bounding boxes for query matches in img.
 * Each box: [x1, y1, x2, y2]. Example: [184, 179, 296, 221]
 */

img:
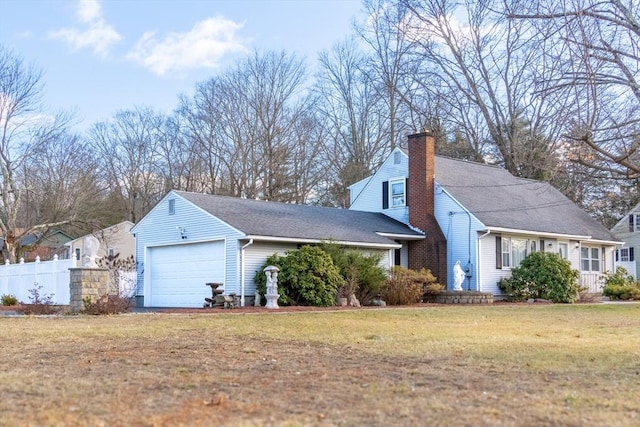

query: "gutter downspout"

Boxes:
[240, 239, 254, 307]
[476, 230, 491, 293]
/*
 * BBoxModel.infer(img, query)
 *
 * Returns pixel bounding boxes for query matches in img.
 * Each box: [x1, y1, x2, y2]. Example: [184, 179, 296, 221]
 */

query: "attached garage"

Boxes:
[133, 190, 422, 307]
[146, 240, 225, 307]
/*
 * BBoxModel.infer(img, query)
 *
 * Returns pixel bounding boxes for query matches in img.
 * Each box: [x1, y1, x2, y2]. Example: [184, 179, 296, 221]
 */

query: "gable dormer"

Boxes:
[348, 147, 409, 224]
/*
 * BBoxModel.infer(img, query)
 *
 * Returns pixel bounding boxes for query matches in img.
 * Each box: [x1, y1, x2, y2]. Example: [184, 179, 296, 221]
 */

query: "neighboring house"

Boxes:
[132, 192, 423, 308]
[1, 229, 74, 262]
[610, 203, 640, 279]
[66, 221, 135, 262]
[349, 132, 622, 295]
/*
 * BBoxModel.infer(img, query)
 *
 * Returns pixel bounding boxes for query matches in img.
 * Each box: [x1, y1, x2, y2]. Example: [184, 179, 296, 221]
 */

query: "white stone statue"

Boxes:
[263, 265, 280, 309]
[81, 235, 101, 268]
[453, 260, 465, 291]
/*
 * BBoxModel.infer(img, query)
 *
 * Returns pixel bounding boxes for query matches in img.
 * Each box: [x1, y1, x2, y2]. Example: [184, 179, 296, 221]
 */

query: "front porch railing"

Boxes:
[579, 272, 603, 294]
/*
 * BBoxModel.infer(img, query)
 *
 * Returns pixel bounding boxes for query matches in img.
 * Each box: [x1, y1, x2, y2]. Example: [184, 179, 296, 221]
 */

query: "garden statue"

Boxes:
[81, 235, 100, 268]
[263, 265, 280, 309]
[453, 260, 465, 291]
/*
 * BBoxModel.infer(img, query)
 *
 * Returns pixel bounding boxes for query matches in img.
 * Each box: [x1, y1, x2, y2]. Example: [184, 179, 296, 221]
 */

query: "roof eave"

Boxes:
[482, 227, 622, 245]
[483, 226, 592, 241]
[244, 235, 402, 249]
[580, 238, 625, 246]
[375, 232, 425, 241]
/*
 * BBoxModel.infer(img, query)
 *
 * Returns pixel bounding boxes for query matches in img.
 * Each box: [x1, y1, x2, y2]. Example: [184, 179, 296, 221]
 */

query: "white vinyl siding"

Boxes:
[478, 233, 509, 295]
[242, 242, 297, 298]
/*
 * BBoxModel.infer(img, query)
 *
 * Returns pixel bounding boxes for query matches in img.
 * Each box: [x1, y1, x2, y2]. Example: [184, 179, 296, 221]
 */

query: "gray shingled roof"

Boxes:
[174, 191, 422, 246]
[434, 156, 618, 242]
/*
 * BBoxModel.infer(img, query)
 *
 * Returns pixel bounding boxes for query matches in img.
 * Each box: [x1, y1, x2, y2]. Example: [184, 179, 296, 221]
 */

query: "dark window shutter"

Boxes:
[382, 181, 389, 209]
[405, 178, 409, 207]
[630, 247, 635, 261]
[495, 236, 502, 269]
[630, 215, 635, 232]
[540, 239, 545, 252]
[615, 249, 619, 262]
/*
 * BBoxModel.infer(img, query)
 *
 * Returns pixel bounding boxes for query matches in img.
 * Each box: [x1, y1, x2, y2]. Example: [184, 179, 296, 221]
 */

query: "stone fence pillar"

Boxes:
[69, 268, 109, 313]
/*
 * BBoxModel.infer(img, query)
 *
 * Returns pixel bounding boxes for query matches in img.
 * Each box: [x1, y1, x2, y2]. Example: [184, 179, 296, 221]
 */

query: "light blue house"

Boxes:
[132, 132, 622, 307]
[349, 132, 622, 295]
[610, 202, 640, 279]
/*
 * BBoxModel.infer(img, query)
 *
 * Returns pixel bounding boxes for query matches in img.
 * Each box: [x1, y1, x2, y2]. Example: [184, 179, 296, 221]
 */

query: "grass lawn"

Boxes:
[1, 304, 639, 426]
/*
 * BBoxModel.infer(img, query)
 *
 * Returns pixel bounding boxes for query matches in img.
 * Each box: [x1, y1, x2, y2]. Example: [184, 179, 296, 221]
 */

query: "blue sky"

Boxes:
[1, 0, 363, 131]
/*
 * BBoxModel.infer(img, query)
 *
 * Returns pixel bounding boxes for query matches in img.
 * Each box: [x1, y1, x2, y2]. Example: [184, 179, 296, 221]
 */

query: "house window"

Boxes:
[393, 151, 402, 164]
[501, 237, 528, 268]
[75, 248, 80, 261]
[558, 242, 569, 260]
[108, 248, 115, 257]
[581, 247, 601, 272]
[390, 178, 405, 207]
[168, 199, 175, 215]
[630, 214, 640, 232]
[617, 247, 634, 262]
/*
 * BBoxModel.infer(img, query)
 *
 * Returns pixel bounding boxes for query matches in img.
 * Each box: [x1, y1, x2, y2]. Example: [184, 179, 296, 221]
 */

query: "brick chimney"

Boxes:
[407, 131, 447, 285]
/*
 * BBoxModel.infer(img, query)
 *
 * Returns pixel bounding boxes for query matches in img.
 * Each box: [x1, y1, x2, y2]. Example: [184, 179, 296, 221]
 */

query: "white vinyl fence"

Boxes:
[117, 270, 137, 298]
[0, 256, 137, 306]
[0, 256, 75, 305]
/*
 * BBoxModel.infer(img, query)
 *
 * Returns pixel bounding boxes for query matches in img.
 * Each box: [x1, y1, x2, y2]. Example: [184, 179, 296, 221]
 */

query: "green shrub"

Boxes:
[16, 283, 60, 315]
[1, 294, 19, 306]
[384, 266, 443, 305]
[601, 266, 635, 288]
[255, 246, 344, 306]
[498, 252, 580, 303]
[82, 294, 135, 315]
[601, 267, 640, 300]
[319, 242, 387, 305]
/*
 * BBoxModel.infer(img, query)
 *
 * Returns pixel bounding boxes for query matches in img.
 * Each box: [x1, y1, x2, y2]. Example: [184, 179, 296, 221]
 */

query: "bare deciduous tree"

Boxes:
[357, 0, 420, 150]
[315, 38, 392, 206]
[508, 0, 640, 180]
[180, 50, 322, 202]
[89, 107, 165, 222]
[398, 0, 570, 179]
[20, 131, 107, 258]
[0, 46, 74, 262]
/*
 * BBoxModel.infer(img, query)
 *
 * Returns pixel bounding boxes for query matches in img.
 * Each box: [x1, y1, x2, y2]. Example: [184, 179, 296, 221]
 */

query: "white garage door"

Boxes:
[148, 241, 225, 307]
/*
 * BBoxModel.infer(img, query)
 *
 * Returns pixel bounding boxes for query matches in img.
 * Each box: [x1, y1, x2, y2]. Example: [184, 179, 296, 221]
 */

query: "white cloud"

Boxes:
[126, 17, 248, 76]
[49, 0, 121, 58]
[77, 0, 102, 23]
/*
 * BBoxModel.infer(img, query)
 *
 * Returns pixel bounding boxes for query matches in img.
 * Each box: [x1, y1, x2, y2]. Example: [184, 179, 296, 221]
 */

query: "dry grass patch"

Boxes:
[1, 304, 639, 426]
